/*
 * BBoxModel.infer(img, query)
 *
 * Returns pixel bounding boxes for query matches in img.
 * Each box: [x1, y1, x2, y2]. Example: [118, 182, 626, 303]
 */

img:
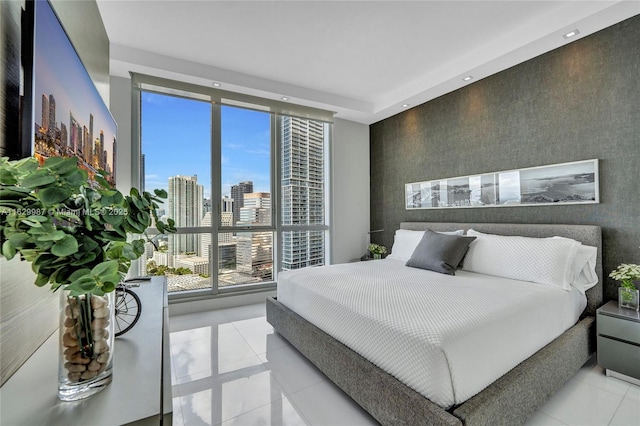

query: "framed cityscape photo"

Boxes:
[32, 0, 117, 186]
[405, 159, 599, 210]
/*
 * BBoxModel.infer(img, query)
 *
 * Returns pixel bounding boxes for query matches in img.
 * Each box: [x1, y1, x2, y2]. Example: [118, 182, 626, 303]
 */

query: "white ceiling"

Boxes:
[98, 0, 640, 124]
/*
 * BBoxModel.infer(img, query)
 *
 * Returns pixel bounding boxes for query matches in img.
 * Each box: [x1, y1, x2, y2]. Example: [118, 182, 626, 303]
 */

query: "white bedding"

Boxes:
[277, 259, 586, 408]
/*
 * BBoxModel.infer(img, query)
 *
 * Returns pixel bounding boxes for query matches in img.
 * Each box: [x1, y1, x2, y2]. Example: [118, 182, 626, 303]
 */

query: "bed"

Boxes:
[267, 222, 602, 426]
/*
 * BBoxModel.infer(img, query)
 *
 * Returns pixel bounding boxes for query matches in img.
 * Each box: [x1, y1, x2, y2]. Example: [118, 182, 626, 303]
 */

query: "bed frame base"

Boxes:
[267, 296, 595, 426]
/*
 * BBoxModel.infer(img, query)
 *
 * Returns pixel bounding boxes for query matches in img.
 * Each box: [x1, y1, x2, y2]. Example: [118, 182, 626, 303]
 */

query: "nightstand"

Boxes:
[597, 300, 640, 386]
[350, 256, 375, 262]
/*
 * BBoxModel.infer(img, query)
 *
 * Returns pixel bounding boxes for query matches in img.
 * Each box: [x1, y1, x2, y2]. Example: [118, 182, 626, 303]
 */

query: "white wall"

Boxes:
[330, 118, 370, 264]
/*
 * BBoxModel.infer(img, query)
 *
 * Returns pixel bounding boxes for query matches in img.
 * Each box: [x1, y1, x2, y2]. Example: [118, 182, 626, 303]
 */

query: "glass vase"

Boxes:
[373, 253, 382, 260]
[58, 290, 115, 401]
[618, 287, 639, 312]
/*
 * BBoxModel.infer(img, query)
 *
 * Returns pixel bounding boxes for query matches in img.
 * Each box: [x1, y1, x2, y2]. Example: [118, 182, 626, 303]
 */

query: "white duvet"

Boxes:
[277, 259, 586, 409]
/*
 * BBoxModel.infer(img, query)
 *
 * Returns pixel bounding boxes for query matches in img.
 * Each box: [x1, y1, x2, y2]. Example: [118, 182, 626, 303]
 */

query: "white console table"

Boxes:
[0, 277, 172, 425]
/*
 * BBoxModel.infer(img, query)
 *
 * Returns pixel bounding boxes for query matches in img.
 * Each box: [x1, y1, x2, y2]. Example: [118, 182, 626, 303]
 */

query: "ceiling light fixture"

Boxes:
[463, 76, 473, 82]
[212, 82, 221, 88]
[281, 96, 289, 101]
[563, 29, 580, 39]
[401, 104, 410, 108]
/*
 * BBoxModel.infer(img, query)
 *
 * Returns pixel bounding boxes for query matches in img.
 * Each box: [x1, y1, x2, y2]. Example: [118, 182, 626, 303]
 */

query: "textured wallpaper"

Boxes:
[369, 15, 640, 302]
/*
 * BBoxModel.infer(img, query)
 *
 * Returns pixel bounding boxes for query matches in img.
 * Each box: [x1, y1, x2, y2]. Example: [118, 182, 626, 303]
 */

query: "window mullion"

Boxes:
[275, 115, 283, 274]
[212, 101, 222, 294]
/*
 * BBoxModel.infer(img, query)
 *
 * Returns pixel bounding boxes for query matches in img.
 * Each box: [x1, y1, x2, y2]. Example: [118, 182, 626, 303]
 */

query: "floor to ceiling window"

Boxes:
[219, 105, 274, 287]
[139, 92, 212, 293]
[135, 75, 331, 297]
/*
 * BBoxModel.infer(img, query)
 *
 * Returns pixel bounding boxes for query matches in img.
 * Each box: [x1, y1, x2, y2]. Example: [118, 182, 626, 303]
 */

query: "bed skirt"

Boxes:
[266, 296, 596, 426]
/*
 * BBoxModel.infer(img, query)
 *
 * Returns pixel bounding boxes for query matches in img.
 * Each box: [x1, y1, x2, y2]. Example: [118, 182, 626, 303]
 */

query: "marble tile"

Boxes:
[288, 380, 378, 426]
[236, 321, 289, 355]
[524, 411, 567, 426]
[538, 380, 623, 426]
[172, 330, 258, 381]
[178, 369, 287, 425]
[259, 345, 326, 394]
[625, 383, 640, 404]
[232, 316, 270, 330]
[171, 322, 237, 345]
[221, 397, 309, 426]
[170, 309, 231, 333]
[173, 353, 265, 386]
[571, 359, 631, 397]
[220, 303, 266, 322]
[609, 398, 640, 426]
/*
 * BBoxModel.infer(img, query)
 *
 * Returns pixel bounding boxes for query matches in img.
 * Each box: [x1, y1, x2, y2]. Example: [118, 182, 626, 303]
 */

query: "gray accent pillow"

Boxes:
[405, 230, 477, 275]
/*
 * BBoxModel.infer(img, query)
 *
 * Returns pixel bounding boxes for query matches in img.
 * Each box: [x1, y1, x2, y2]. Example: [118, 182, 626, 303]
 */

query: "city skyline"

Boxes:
[35, 92, 116, 185]
[140, 91, 327, 291]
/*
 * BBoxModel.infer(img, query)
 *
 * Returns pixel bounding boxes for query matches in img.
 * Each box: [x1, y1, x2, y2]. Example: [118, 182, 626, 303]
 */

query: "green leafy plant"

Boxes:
[609, 263, 640, 303]
[368, 243, 387, 256]
[0, 156, 176, 296]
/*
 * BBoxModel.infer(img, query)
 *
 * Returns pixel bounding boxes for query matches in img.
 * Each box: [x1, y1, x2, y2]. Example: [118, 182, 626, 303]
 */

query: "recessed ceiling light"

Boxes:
[563, 29, 580, 39]
[212, 82, 221, 88]
[401, 104, 410, 108]
[281, 96, 289, 101]
[463, 76, 473, 82]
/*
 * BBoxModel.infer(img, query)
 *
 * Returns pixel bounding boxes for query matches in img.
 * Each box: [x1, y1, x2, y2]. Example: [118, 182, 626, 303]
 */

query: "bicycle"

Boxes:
[114, 278, 148, 337]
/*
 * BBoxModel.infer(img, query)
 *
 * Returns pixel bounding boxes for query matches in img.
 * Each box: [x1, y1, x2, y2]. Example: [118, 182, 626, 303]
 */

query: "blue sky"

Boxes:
[141, 92, 271, 200]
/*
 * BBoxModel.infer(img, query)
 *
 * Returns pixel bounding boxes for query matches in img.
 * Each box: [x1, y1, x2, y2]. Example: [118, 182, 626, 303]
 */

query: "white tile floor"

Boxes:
[169, 302, 640, 426]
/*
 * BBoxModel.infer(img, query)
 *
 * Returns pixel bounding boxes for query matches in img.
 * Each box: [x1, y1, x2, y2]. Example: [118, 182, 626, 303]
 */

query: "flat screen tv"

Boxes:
[31, 0, 117, 186]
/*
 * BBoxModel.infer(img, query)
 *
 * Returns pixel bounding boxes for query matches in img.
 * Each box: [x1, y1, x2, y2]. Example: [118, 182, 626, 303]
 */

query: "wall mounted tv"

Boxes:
[31, 0, 117, 185]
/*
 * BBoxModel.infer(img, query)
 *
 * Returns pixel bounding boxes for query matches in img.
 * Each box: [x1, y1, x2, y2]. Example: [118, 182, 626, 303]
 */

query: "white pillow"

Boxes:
[462, 229, 580, 290]
[551, 237, 598, 294]
[570, 245, 598, 294]
[388, 229, 464, 261]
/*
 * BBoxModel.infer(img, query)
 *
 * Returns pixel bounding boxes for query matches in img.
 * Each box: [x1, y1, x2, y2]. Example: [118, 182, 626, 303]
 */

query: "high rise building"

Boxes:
[203, 198, 212, 214]
[222, 197, 233, 213]
[220, 197, 234, 244]
[111, 137, 117, 185]
[83, 126, 89, 157]
[41, 94, 49, 132]
[69, 112, 81, 155]
[89, 114, 94, 158]
[92, 136, 100, 169]
[239, 192, 271, 225]
[48, 94, 56, 139]
[101, 148, 108, 174]
[60, 123, 67, 150]
[237, 192, 272, 279]
[280, 117, 325, 270]
[219, 212, 234, 243]
[167, 175, 204, 266]
[199, 212, 212, 260]
[230, 181, 253, 225]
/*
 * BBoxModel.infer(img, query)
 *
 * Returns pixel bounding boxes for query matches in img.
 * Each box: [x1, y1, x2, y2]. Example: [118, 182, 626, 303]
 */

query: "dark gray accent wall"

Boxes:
[370, 15, 640, 302]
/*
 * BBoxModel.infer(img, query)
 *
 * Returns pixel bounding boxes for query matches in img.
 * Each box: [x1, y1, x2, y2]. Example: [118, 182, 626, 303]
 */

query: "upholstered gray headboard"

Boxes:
[400, 222, 603, 316]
